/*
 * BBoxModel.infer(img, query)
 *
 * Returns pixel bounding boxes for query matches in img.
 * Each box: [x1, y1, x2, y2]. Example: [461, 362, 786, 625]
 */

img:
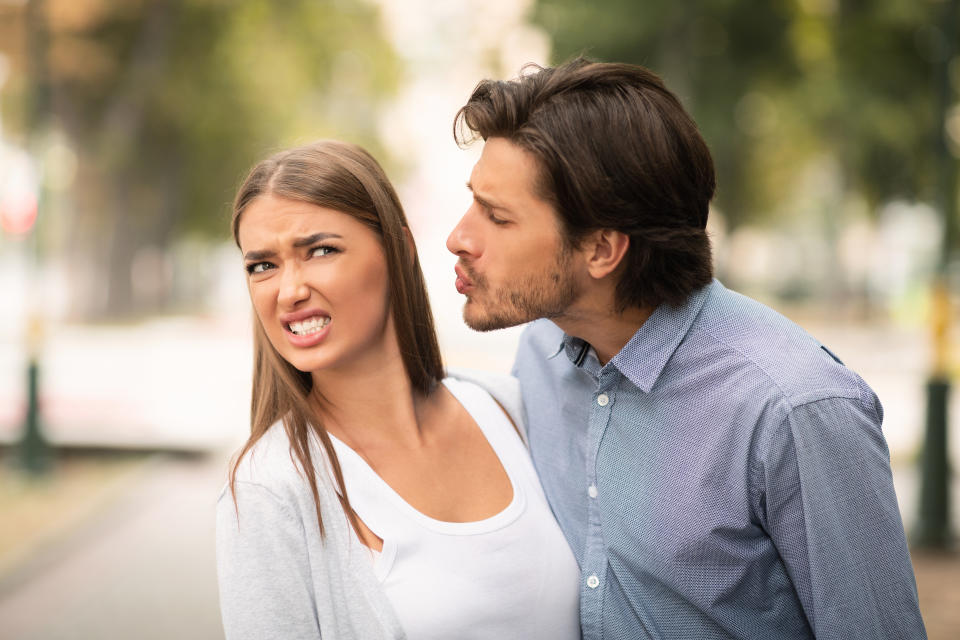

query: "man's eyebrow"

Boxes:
[466, 181, 509, 212]
[243, 232, 343, 261]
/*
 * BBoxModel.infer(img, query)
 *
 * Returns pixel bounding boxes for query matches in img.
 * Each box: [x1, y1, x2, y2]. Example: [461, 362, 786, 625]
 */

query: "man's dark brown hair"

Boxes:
[454, 57, 716, 310]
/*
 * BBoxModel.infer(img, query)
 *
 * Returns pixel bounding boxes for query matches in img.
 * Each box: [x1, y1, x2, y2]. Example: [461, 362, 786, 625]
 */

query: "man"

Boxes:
[446, 58, 926, 639]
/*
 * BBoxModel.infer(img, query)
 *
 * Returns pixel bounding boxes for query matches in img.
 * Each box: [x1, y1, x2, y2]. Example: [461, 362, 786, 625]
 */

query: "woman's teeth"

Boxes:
[288, 316, 330, 336]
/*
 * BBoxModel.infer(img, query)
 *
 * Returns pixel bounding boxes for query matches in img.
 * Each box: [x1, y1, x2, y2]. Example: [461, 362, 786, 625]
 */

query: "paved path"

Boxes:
[1, 452, 958, 639]
[914, 549, 960, 640]
[0, 453, 228, 640]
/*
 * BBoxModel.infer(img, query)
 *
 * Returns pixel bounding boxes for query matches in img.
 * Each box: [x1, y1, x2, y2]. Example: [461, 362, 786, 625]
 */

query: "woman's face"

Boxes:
[237, 193, 392, 376]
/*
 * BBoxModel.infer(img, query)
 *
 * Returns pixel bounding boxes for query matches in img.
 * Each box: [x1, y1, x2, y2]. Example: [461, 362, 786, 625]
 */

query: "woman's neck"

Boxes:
[309, 343, 427, 450]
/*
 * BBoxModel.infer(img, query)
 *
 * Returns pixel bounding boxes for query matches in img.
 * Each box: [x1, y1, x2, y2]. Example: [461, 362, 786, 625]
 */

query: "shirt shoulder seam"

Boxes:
[693, 325, 860, 409]
[693, 324, 795, 409]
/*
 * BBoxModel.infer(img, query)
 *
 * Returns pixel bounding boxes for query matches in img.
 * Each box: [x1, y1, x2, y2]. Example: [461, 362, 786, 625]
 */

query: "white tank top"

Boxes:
[328, 378, 581, 640]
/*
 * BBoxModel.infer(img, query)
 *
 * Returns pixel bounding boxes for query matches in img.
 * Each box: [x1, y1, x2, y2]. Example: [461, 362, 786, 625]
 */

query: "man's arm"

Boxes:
[757, 394, 926, 639]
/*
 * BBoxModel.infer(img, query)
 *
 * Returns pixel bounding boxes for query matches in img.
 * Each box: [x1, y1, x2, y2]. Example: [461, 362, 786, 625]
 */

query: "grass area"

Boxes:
[0, 450, 155, 579]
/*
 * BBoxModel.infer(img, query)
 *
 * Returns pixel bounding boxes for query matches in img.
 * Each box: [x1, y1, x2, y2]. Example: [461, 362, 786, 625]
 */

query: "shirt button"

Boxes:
[586, 575, 600, 589]
[588, 484, 598, 498]
[597, 393, 609, 406]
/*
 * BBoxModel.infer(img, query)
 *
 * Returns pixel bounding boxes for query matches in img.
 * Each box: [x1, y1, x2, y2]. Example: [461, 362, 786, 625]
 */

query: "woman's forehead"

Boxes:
[237, 195, 371, 248]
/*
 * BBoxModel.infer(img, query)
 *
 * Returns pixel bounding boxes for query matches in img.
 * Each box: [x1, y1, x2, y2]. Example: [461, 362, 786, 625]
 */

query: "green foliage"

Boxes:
[32, 0, 399, 236]
[148, 0, 400, 235]
[533, 0, 950, 225]
[6, 0, 400, 317]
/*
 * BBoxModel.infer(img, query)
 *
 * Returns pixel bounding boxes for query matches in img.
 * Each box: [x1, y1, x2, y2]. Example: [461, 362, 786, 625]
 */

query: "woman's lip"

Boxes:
[280, 308, 330, 324]
[284, 319, 331, 348]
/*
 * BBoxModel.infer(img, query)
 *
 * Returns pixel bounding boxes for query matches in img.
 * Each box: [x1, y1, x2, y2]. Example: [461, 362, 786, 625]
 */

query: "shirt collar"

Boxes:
[553, 280, 717, 392]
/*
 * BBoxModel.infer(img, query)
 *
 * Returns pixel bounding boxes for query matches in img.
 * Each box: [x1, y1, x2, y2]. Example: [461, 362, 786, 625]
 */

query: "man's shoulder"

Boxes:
[689, 284, 870, 406]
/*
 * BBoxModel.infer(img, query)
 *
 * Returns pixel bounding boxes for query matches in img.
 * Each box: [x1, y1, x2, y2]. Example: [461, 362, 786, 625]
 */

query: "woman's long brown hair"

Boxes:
[229, 140, 445, 535]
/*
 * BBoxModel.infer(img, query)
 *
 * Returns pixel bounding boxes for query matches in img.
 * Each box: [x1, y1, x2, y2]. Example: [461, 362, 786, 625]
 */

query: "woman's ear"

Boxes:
[583, 229, 630, 280]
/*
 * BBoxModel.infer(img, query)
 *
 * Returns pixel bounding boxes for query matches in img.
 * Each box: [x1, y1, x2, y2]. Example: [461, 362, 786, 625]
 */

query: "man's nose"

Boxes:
[278, 264, 310, 308]
[446, 209, 479, 257]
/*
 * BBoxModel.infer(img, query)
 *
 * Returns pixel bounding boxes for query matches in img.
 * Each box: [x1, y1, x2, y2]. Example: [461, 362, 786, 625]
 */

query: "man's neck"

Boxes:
[552, 303, 655, 366]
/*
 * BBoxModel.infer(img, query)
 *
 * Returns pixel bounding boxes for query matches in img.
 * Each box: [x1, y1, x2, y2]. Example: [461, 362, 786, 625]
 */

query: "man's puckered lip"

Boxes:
[454, 264, 473, 287]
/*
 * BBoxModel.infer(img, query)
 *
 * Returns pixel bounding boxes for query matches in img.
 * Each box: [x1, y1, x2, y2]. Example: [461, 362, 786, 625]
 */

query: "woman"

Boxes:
[215, 140, 580, 640]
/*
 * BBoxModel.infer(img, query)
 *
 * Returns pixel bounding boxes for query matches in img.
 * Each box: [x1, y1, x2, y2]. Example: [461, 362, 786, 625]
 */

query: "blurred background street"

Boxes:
[2, 0, 960, 638]
[0, 321, 958, 639]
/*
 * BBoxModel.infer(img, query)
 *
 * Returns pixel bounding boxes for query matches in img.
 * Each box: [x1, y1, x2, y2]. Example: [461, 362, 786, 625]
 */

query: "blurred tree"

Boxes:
[533, 0, 946, 229]
[3, 0, 399, 318]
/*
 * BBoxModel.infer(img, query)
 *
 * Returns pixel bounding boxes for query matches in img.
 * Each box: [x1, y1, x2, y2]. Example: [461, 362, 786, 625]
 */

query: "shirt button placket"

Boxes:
[582, 379, 614, 640]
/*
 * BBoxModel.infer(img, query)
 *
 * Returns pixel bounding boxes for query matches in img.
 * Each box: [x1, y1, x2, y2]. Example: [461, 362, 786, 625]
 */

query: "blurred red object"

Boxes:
[0, 190, 38, 234]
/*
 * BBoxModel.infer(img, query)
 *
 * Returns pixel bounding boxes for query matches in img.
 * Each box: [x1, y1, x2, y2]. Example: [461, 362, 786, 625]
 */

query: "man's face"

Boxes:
[446, 137, 583, 331]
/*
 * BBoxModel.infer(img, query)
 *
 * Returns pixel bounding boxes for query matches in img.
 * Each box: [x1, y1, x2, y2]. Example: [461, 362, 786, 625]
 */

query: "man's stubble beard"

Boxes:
[461, 250, 580, 332]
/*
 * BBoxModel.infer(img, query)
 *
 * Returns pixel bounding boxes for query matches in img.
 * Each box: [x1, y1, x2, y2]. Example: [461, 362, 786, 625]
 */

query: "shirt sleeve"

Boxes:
[757, 394, 927, 640]
[216, 482, 323, 640]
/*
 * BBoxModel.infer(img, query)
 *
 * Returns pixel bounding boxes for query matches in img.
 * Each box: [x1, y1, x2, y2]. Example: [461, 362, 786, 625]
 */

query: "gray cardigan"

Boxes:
[215, 371, 526, 640]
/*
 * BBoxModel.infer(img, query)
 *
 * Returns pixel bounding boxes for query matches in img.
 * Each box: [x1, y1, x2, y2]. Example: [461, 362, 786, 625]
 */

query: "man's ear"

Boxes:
[583, 229, 630, 280]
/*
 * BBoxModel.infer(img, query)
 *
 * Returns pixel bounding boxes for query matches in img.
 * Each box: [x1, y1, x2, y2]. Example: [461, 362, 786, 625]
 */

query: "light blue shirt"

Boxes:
[512, 280, 926, 640]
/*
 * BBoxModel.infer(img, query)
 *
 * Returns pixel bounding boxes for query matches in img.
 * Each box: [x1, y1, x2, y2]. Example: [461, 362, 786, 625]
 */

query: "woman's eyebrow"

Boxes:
[243, 248, 275, 261]
[293, 232, 343, 248]
[244, 232, 345, 261]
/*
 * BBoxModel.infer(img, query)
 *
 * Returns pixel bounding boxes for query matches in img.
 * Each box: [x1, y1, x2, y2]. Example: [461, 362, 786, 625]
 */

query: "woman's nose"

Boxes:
[278, 264, 310, 308]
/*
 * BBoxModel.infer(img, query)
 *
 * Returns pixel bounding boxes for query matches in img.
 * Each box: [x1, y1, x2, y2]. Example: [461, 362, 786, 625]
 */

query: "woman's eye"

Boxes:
[246, 262, 273, 275]
[311, 245, 338, 257]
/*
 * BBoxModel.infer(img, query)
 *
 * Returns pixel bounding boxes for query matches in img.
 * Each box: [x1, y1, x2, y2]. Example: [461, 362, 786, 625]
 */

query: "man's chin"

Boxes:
[462, 303, 528, 332]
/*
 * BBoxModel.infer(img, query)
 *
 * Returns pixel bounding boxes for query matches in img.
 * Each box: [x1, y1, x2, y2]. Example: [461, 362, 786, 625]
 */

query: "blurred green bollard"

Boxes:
[19, 318, 51, 474]
[915, 377, 952, 548]
[915, 281, 953, 549]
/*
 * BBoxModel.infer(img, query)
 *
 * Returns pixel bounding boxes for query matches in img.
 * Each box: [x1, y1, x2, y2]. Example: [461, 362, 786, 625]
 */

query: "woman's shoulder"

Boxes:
[445, 368, 521, 404]
[444, 368, 527, 444]
[229, 422, 296, 484]
[220, 421, 334, 505]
